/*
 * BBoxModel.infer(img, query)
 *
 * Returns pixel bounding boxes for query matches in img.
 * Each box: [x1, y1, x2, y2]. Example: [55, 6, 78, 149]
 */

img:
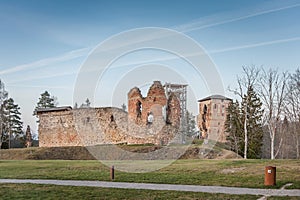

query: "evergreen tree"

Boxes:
[121, 103, 126, 111]
[34, 91, 57, 116]
[74, 102, 78, 109]
[186, 111, 196, 137]
[85, 98, 91, 107]
[225, 87, 264, 158]
[25, 125, 32, 148]
[36, 91, 56, 109]
[225, 100, 242, 156]
[80, 98, 91, 108]
[1, 98, 23, 148]
[241, 86, 264, 158]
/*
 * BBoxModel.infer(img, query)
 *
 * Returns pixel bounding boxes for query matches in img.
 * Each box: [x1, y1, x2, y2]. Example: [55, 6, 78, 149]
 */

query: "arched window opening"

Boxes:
[147, 112, 154, 126]
[136, 101, 142, 118]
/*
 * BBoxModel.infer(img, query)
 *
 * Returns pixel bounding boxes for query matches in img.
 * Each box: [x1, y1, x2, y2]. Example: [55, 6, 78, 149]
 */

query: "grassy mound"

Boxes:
[0, 142, 240, 160]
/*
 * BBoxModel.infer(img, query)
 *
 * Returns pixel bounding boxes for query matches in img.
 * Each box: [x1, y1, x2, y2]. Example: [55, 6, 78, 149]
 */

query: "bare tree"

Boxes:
[257, 68, 288, 159]
[229, 66, 260, 159]
[285, 69, 300, 159]
[0, 79, 8, 148]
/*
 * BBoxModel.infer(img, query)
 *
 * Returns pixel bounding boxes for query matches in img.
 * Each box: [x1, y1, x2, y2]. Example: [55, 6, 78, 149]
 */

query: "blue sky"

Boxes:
[0, 0, 300, 133]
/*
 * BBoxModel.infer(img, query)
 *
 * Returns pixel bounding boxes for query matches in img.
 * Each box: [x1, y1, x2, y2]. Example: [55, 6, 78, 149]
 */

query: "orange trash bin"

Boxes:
[264, 166, 276, 186]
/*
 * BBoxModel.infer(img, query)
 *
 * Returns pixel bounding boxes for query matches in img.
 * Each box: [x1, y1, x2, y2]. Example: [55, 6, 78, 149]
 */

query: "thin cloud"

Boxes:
[7, 84, 71, 90]
[10, 36, 300, 84]
[210, 37, 300, 54]
[0, 47, 90, 75]
[3, 1, 299, 80]
[176, 2, 300, 32]
[8, 71, 77, 84]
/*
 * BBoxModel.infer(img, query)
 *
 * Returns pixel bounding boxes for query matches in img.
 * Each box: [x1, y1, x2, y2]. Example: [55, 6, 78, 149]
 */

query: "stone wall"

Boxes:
[38, 81, 181, 147]
[197, 96, 232, 142]
[128, 81, 167, 126]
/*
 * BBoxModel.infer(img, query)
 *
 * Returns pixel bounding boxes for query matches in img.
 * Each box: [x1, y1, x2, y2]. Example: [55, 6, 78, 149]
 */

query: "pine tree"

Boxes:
[2, 98, 23, 148]
[186, 111, 196, 137]
[80, 98, 91, 108]
[121, 103, 127, 111]
[34, 91, 57, 116]
[225, 87, 264, 158]
[25, 125, 32, 148]
[241, 86, 264, 158]
[85, 98, 91, 107]
[225, 100, 242, 156]
[36, 91, 56, 109]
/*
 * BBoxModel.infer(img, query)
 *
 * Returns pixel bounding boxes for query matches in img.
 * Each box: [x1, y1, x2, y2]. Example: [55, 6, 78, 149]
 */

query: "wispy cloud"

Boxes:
[0, 47, 90, 75]
[175, 2, 300, 32]
[3, 1, 299, 81]
[9, 35, 300, 84]
[210, 37, 300, 54]
[8, 71, 77, 84]
[7, 84, 71, 90]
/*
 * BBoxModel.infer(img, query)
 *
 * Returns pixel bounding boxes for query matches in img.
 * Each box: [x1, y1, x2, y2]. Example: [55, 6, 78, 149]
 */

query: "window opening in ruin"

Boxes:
[153, 97, 156, 102]
[136, 101, 142, 118]
[202, 104, 207, 122]
[87, 117, 90, 123]
[110, 115, 115, 122]
[162, 105, 167, 121]
[202, 104, 208, 132]
[214, 104, 217, 109]
[147, 112, 154, 126]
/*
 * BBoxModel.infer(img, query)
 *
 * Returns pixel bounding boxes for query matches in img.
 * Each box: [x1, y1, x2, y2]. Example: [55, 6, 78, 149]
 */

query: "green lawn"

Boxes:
[0, 159, 299, 189]
[0, 183, 260, 200]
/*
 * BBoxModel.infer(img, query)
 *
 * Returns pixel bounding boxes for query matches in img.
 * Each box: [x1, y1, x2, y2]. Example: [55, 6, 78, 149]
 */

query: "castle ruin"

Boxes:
[37, 81, 232, 147]
[197, 95, 232, 142]
[37, 81, 181, 147]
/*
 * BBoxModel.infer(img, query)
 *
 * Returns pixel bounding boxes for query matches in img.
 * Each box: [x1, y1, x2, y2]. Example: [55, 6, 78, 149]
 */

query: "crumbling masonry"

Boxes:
[197, 95, 232, 142]
[37, 81, 181, 147]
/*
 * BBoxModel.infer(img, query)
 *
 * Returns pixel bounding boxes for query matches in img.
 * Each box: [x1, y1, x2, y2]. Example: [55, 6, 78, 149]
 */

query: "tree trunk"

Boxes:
[296, 136, 299, 159]
[234, 135, 239, 158]
[270, 127, 275, 159]
[275, 137, 283, 158]
[244, 113, 248, 159]
[295, 123, 300, 159]
[270, 136, 274, 159]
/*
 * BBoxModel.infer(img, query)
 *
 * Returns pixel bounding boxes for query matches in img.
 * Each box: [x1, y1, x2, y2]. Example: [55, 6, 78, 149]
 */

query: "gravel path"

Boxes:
[1, 179, 300, 197]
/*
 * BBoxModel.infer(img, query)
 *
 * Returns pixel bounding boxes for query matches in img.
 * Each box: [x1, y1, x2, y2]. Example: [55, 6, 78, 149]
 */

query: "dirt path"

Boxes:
[1, 179, 299, 197]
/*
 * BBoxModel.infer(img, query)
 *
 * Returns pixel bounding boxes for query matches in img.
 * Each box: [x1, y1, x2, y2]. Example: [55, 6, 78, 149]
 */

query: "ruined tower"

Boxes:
[197, 95, 232, 142]
[128, 81, 168, 126]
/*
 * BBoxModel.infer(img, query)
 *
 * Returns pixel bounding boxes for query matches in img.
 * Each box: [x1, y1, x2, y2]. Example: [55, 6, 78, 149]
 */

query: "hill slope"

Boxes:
[0, 145, 241, 160]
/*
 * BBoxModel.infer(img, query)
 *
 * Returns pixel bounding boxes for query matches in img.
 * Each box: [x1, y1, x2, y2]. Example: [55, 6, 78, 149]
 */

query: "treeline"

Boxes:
[225, 66, 300, 159]
[0, 80, 56, 149]
[0, 80, 31, 148]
